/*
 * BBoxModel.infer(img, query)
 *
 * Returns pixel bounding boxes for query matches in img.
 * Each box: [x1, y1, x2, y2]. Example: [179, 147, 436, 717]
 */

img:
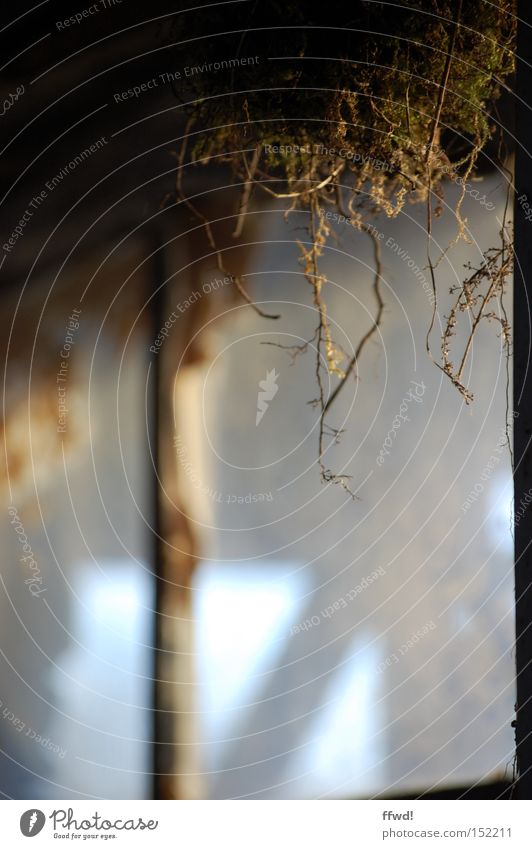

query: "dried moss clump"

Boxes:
[175, 1, 513, 200]
[167, 1, 515, 492]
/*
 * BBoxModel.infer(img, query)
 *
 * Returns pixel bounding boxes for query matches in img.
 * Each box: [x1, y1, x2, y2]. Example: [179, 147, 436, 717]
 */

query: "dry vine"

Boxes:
[165, 0, 516, 493]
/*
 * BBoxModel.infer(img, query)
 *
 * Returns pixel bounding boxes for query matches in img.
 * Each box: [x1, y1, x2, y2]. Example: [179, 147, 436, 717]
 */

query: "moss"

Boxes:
[168, 1, 515, 483]
[171, 0, 514, 201]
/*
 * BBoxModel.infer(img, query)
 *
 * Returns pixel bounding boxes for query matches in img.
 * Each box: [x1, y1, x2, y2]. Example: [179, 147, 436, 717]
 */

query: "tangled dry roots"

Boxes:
[164, 0, 515, 493]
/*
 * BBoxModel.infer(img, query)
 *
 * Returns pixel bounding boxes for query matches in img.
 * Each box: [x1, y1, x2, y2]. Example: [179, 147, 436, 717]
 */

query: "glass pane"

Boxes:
[0, 254, 154, 799]
[175, 174, 514, 798]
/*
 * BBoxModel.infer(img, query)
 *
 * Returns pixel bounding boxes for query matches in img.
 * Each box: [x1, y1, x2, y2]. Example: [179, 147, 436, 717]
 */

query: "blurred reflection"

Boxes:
[0, 257, 154, 799]
[178, 175, 515, 798]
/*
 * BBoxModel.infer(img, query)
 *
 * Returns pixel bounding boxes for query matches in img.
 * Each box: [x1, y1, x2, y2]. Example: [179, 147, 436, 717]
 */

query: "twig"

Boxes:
[175, 142, 279, 320]
[322, 223, 384, 417]
[233, 145, 261, 237]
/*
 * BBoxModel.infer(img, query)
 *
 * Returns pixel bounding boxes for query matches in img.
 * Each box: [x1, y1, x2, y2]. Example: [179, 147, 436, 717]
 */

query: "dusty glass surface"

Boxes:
[0, 267, 153, 800]
[178, 176, 514, 798]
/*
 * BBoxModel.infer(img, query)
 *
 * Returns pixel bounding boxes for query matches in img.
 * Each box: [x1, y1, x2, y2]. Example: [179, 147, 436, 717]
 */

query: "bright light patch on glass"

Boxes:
[487, 474, 514, 554]
[49, 560, 154, 798]
[192, 561, 305, 741]
[287, 635, 385, 798]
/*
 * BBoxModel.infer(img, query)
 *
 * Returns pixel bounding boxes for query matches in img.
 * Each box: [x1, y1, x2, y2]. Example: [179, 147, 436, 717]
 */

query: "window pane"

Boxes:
[176, 175, 514, 798]
[0, 255, 154, 799]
